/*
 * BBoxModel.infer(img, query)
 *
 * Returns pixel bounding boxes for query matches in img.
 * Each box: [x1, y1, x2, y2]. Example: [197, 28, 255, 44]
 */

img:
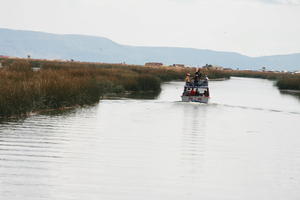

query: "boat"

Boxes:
[181, 79, 210, 103]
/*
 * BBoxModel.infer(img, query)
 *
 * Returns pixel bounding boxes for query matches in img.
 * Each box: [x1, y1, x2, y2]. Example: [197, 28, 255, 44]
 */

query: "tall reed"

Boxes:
[0, 59, 192, 117]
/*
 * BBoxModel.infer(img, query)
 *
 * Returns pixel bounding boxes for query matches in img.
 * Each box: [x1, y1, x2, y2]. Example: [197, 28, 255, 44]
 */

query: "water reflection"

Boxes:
[127, 90, 161, 99]
[0, 119, 60, 199]
[181, 104, 207, 167]
[1, 78, 300, 200]
[104, 90, 162, 100]
[280, 90, 300, 101]
[180, 104, 207, 198]
[0, 105, 102, 199]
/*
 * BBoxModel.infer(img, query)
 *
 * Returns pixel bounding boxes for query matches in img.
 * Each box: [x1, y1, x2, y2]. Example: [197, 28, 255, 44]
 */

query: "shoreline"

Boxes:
[280, 89, 300, 93]
[209, 78, 230, 81]
[0, 90, 160, 121]
[0, 57, 299, 119]
[0, 58, 188, 118]
[1, 77, 299, 121]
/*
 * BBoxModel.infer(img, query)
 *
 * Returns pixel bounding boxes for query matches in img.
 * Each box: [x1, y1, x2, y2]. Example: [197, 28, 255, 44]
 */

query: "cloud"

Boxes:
[168, 0, 197, 3]
[255, 0, 300, 5]
[1, 0, 299, 56]
[179, 0, 300, 5]
[168, 0, 300, 6]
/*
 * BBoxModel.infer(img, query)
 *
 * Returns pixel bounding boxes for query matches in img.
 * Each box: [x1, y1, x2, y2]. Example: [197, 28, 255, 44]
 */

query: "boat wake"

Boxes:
[211, 103, 300, 115]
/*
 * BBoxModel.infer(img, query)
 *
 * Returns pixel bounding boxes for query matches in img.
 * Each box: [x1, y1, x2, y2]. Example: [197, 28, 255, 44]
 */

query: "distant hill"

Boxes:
[0, 28, 299, 71]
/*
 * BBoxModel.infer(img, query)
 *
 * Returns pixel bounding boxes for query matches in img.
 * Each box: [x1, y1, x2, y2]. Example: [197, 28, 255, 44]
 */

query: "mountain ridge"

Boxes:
[0, 28, 299, 71]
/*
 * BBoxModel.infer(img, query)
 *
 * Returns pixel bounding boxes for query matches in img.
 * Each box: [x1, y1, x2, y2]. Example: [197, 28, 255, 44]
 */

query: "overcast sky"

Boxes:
[0, 0, 299, 57]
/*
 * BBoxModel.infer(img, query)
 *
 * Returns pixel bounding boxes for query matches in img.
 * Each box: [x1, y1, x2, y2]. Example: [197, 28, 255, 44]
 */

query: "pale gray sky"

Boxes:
[0, 0, 299, 56]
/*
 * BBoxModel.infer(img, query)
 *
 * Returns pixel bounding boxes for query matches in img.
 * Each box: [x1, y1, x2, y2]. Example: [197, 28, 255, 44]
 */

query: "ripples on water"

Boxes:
[1, 77, 300, 200]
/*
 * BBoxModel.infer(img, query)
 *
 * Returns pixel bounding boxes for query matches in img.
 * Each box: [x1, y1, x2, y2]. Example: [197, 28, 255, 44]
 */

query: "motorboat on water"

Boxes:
[181, 78, 210, 103]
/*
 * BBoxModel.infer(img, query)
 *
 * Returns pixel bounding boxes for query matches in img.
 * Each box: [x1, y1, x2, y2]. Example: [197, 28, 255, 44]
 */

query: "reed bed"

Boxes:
[276, 76, 300, 90]
[0, 59, 193, 117]
[222, 70, 286, 80]
[1, 58, 298, 117]
[221, 70, 300, 90]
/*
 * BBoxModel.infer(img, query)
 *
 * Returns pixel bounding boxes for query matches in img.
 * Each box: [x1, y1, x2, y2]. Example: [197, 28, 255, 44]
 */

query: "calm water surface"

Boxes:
[1, 77, 300, 200]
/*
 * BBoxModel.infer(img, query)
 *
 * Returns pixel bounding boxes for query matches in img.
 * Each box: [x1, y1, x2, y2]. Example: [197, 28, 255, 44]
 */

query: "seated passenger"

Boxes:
[204, 89, 209, 97]
[190, 89, 196, 96]
[203, 76, 209, 86]
[185, 73, 191, 86]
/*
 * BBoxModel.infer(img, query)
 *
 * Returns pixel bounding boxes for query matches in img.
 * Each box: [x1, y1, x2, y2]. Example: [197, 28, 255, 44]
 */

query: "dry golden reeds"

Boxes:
[0, 58, 192, 117]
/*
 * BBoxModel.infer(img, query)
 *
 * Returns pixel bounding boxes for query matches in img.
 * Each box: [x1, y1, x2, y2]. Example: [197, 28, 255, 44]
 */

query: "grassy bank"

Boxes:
[0, 58, 196, 118]
[214, 69, 300, 90]
[1, 58, 298, 118]
[276, 76, 300, 90]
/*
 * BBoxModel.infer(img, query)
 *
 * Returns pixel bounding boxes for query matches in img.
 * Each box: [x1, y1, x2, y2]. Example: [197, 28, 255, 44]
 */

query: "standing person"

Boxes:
[184, 73, 191, 93]
[193, 68, 202, 86]
[196, 68, 202, 79]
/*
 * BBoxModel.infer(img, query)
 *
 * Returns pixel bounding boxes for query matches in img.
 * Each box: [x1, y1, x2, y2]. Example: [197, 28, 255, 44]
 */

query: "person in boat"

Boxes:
[204, 88, 209, 97]
[203, 75, 209, 86]
[185, 73, 191, 86]
[190, 88, 196, 96]
[196, 88, 202, 96]
[195, 88, 199, 96]
[184, 73, 191, 94]
[193, 68, 202, 86]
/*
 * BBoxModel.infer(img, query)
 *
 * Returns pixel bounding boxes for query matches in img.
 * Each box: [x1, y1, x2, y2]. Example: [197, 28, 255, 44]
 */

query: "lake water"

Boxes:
[1, 77, 300, 200]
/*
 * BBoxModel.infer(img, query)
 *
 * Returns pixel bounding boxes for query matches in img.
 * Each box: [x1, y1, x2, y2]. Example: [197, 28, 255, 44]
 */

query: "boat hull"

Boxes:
[181, 95, 209, 103]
